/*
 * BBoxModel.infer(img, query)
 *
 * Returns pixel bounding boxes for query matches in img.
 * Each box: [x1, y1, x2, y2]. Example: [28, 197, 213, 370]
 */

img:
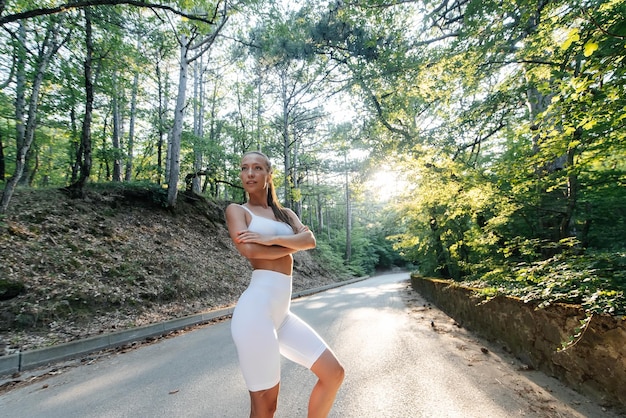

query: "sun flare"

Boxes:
[366, 168, 409, 202]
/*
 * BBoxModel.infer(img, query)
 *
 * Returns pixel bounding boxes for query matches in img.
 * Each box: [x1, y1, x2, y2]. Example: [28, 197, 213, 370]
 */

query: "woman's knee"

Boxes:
[312, 349, 345, 387]
[249, 384, 279, 417]
[330, 360, 345, 387]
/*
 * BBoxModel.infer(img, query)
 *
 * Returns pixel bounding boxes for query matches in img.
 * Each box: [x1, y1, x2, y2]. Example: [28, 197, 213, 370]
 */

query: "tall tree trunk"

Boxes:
[1, 18, 65, 213]
[344, 151, 352, 263]
[256, 64, 263, 150]
[280, 70, 291, 208]
[0, 22, 26, 214]
[111, 72, 123, 182]
[429, 214, 452, 278]
[315, 174, 323, 234]
[560, 137, 580, 239]
[0, 131, 5, 181]
[125, 70, 139, 182]
[69, 85, 79, 184]
[207, 81, 220, 196]
[156, 61, 167, 185]
[166, 3, 229, 207]
[192, 56, 204, 194]
[167, 35, 189, 207]
[29, 144, 39, 186]
[293, 136, 301, 217]
[70, 7, 94, 197]
[325, 205, 331, 241]
[17, 147, 34, 186]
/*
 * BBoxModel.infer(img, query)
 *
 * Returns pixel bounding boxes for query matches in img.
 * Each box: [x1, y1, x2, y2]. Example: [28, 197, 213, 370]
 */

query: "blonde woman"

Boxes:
[225, 151, 344, 418]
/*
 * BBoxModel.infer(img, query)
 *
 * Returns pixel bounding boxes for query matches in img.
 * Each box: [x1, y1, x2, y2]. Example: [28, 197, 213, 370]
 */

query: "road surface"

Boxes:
[0, 272, 620, 417]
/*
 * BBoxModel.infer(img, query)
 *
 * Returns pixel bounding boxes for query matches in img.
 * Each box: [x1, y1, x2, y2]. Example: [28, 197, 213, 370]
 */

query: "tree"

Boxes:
[0, 0, 238, 206]
[371, 0, 626, 279]
[244, 8, 334, 211]
[166, 2, 229, 207]
[0, 15, 72, 212]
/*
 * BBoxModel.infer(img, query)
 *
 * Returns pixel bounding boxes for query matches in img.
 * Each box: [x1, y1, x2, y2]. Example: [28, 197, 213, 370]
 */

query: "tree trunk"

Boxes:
[125, 70, 139, 182]
[345, 151, 352, 263]
[0, 131, 5, 181]
[1, 18, 65, 213]
[560, 138, 579, 239]
[192, 56, 204, 194]
[167, 3, 229, 207]
[280, 70, 291, 208]
[293, 136, 301, 217]
[315, 173, 323, 234]
[429, 214, 452, 279]
[255, 61, 264, 150]
[69, 83, 80, 184]
[111, 71, 123, 182]
[207, 81, 220, 196]
[156, 61, 168, 185]
[70, 7, 95, 197]
[167, 35, 189, 207]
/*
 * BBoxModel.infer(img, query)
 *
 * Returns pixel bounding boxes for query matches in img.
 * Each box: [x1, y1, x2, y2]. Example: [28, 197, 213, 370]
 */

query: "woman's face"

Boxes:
[240, 153, 270, 194]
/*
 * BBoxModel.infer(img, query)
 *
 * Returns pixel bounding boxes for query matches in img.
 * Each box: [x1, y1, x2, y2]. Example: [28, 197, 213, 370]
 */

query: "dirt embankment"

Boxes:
[0, 187, 343, 354]
[412, 275, 626, 413]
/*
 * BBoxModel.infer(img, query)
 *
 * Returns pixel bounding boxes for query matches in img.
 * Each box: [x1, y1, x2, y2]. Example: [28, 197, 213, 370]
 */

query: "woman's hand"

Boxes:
[236, 230, 275, 246]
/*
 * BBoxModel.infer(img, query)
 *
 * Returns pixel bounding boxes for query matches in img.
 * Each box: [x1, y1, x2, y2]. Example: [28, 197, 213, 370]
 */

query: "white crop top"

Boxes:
[240, 205, 294, 236]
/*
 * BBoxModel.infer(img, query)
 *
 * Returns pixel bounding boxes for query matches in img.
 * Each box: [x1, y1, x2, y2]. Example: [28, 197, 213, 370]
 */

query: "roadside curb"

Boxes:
[0, 276, 368, 377]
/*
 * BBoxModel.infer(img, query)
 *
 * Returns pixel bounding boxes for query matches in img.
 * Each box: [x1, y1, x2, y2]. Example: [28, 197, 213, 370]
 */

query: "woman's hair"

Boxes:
[243, 151, 296, 232]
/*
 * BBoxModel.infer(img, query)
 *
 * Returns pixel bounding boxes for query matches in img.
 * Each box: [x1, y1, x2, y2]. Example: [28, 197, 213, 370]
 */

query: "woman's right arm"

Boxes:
[225, 204, 296, 261]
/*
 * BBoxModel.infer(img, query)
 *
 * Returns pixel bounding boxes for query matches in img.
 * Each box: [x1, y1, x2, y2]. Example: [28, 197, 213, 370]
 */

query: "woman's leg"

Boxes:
[308, 349, 345, 418]
[231, 277, 283, 415]
[249, 383, 280, 418]
[277, 313, 345, 418]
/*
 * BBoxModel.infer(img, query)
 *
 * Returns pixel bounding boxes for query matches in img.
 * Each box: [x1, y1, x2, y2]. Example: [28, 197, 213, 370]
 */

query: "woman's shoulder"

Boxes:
[225, 203, 247, 218]
[282, 207, 305, 226]
[281, 206, 298, 219]
[282, 206, 296, 215]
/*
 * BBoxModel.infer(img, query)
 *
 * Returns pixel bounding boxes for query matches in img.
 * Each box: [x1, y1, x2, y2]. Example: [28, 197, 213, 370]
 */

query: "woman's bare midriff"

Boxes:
[249, 254, 293, 276]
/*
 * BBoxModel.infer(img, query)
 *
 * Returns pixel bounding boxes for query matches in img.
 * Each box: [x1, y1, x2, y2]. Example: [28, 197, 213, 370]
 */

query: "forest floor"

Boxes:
[0, 185, 346, 356]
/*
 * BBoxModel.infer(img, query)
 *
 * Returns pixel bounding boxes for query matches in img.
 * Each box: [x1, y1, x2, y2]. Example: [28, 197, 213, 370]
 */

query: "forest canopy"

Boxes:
[1, 0, 625, 315]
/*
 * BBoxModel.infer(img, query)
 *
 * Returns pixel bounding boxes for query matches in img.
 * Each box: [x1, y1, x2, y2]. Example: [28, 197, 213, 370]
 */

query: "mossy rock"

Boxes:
[0, 279, 26, 301]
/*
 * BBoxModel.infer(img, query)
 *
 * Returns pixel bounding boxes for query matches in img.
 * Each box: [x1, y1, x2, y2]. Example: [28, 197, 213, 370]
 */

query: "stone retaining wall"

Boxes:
[410, 274, 626, 411]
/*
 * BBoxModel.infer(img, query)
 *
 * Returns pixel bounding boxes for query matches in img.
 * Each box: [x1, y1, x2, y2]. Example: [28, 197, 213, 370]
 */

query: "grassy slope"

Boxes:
[0, 186, 342, 353]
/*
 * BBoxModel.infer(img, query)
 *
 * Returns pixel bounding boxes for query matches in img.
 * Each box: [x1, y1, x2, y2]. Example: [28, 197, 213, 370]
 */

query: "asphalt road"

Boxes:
[0, 272, 620, 417]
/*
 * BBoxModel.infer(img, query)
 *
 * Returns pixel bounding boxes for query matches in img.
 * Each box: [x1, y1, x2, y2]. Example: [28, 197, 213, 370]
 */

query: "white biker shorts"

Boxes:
[230, 269, 328, 392]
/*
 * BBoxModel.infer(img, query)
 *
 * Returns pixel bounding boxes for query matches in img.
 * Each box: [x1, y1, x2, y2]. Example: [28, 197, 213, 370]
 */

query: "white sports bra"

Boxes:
[240, 205, 294, 236]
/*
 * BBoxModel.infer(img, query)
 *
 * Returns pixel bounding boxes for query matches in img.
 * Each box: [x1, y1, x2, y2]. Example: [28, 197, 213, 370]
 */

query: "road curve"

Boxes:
[0, 272, 619, 417]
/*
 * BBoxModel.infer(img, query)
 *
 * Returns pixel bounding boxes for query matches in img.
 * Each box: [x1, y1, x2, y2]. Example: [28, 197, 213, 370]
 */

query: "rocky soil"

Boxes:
[0, 186, 344, 356]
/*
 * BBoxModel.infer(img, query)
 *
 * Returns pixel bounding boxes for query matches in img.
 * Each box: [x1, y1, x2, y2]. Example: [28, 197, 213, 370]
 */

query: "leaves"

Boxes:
[583, 41, 599, 57]
[380, 0, 626, 315]
[560, 29, 580, 50]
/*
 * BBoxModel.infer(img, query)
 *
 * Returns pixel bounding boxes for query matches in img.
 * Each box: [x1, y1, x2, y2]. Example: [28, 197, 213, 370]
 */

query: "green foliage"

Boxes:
[312, 239, 351, 277]
[346, 228, 379, 275]
[313, 214, 402, 277]
[463, 247, 626, 316]
[379, 0, 626, 316]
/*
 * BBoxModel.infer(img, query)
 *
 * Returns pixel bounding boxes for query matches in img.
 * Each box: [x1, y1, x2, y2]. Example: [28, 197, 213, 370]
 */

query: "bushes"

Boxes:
[462, 249, 626, 315]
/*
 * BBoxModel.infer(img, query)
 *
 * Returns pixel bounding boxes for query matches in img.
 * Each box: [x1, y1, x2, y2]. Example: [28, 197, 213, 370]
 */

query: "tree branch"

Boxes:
[0, 0, 222, 25]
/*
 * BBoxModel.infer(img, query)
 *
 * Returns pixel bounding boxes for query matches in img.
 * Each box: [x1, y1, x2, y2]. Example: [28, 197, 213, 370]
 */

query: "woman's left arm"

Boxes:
[270, 229, 316, 250]
[235, 209, 316, 251]
[273, 209, 316, 250]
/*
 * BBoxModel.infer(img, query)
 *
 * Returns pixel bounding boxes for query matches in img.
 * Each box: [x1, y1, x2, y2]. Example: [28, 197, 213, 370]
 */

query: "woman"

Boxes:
[225, 151, 344, 418]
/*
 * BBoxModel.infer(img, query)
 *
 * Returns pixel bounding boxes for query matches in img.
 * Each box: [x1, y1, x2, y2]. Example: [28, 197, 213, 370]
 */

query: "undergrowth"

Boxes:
[462, 249, 626, 316]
